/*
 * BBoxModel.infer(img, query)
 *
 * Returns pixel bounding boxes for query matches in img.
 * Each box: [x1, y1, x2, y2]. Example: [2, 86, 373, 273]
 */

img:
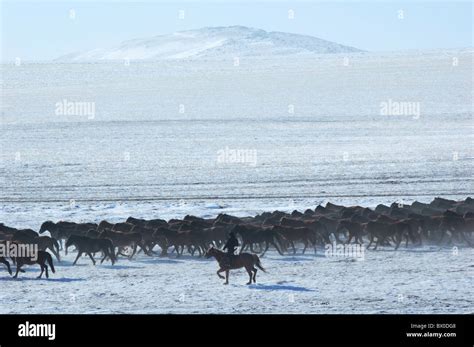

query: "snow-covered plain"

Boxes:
[0, 245, 472, 314]
[0, 46, 473, 313]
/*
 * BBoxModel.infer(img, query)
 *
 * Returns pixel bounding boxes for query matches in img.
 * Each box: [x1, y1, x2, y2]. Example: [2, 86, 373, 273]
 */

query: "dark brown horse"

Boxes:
[97, 221, 135, 233]
[232, 224, 285, 256]
[99, 229, 144, 259]
[39, 220, 96, 252]
[13, 251, 55, 279]
[336, 220, 366, 245]
[205, 246, 266, 285]
[10, 232, 61, 262]
[271, 225, 317, 254]
[66, 235, 116, 265]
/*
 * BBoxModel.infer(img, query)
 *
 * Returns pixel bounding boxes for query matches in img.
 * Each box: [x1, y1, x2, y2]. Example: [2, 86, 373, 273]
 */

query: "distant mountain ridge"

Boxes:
[57, 26, 363, 61]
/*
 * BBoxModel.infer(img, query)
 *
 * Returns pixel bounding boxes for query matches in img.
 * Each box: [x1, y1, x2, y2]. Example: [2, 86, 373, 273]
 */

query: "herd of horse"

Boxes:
[0, 197, 473, 283]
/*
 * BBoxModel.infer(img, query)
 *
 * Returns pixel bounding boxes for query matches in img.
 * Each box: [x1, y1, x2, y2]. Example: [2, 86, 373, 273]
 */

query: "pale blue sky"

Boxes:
[1, 0, 472, 61]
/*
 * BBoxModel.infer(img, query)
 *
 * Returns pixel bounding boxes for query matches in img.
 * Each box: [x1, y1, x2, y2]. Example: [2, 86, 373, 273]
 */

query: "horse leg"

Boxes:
[416, 229, 423, 246]
[140, 243, 149, 256]
[117, 247, 128, 257]
[129, 243, 137, 259]
[217, 268, 225, 279]
[302, 240, 308, 254]
[108, 248, 116, 265]
[44, 264, 49, 279]
[367, 235, 373, 249]
[37, 264, 44, 279]
[312, 239, 317, 254]
[245, 265, 253, 285]
[73, 251, 83, 265]
[271, 240, 284, 256]
[261, 242, 269, 257]
[87, 252, 96, 265]
[147, 242, 156, 254]
[224, 270, 229, 285]
[252, 267, 257, 283]
[394, 234, 401, 250]
[50, 246, 61, 262]
[374, 237, 380, 250]
[13, 263, 22, 279]
[334, 232, 342, 244]
[447, 231, 453, 246]
[160, 247, 168, 257]
[138, 241, 148, 254]
[290, 240, 296, 254]
[100, 253, 107, 264]
[142, 243, 152, 256]
[346, 233, 353, 245]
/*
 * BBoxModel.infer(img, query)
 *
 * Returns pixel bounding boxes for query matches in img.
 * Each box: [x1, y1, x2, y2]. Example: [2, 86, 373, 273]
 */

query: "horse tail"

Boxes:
[46, 252, 55, 273]
[253, 255, 266, 273]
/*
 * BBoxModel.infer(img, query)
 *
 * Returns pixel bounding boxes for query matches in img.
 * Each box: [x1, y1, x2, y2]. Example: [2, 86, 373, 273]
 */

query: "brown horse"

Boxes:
[205, 247, 266, 285]
[13, 251, 55, 279]
[66, 235, 116, 265]
[39, 221, 97, 253]
[99, 229, 144, 259]
[10, 232, 61, 262]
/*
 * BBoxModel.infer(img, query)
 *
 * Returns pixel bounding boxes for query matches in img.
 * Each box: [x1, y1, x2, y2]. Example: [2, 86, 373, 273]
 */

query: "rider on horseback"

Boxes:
[222, 231, 239, 269]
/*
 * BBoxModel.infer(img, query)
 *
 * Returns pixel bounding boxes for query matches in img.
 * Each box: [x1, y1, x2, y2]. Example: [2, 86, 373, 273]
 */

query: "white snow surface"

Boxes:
[0, 246, 472, 314]
[56, 26, 362, 61]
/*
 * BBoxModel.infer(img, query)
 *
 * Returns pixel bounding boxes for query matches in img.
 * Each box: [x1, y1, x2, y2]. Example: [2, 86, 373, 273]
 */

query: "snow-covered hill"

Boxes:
[57, 26, 363, 61]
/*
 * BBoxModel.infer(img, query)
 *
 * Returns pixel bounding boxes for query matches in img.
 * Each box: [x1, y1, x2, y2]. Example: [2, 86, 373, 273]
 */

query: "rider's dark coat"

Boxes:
[223, 234, 239, 255]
